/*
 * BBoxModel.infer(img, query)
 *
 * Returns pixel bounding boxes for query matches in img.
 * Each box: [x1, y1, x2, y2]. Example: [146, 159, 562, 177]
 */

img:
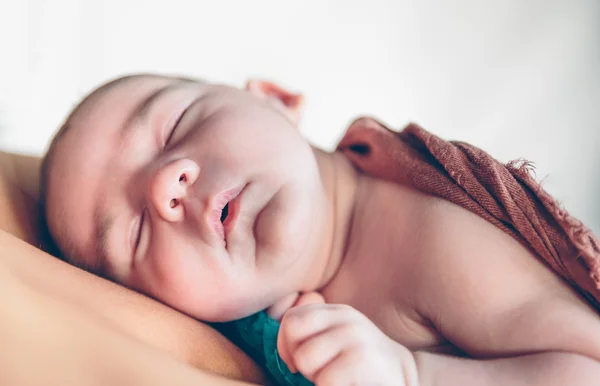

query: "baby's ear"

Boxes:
[245, 79, 304, 125]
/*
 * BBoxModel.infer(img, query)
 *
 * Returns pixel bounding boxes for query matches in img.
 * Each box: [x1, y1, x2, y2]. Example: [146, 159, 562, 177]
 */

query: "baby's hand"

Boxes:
[277, 301, 418, 385]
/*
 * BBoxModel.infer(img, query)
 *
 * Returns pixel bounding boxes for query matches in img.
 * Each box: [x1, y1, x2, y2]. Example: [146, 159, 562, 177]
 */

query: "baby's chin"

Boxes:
[265, 292, 300, 321]
[186, 295, 269, 323]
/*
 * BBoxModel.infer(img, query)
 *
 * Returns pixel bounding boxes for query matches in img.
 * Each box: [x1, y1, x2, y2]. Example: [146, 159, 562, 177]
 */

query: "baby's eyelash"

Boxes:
[165, 106, 189, 146]
[134, 210, 145, 254]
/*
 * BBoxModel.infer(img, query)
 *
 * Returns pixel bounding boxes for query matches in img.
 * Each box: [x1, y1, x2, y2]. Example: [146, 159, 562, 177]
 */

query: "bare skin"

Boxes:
[44, 75, 600, 385]
[0, 230, 258, 386]
[0, 151, 266, 384]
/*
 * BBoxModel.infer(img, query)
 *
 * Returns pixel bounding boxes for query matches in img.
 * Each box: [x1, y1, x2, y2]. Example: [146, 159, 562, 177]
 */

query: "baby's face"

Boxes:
[46, 75, 325, 321]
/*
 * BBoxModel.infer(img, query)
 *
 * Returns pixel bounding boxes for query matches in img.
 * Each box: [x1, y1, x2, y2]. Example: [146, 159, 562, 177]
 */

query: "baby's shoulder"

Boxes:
[362, 174, 568, 305]
[354, 174, 600, 358]
[356, 172, 577, 303]
[417, 195, 600, 357]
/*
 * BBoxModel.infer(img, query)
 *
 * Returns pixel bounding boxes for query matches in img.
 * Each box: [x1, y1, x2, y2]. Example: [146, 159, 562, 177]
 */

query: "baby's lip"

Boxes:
[222, 187, 245, 244]
[209, 185, 245, 245]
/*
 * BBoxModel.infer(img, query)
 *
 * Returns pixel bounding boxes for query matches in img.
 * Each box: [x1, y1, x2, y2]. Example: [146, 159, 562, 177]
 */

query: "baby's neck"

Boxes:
[312, 148, 359, 289]
[267, 148, 358, 319]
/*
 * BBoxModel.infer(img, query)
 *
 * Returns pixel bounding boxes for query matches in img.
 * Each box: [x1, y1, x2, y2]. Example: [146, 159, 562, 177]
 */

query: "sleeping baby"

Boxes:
[41, 73, 600, 385]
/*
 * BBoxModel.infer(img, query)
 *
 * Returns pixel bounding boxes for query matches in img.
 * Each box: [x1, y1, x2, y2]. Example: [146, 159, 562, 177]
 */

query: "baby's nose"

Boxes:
[149, 159, 200, 222]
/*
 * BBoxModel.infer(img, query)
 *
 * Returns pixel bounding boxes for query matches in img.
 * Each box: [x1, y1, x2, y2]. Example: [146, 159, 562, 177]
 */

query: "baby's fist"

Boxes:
[277, 302, 418, 386]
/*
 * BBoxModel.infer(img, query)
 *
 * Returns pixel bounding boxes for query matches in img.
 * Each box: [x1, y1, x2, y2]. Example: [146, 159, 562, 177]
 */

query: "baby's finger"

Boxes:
[293, 291, 325, 307]
[313, 348, 366, 386]
[292, 324, 353, 381]
[278, 304, 356, 373]
[283, 304, 361, 343]
[277, 303, 336, 374]
[277, 322, 297, 373]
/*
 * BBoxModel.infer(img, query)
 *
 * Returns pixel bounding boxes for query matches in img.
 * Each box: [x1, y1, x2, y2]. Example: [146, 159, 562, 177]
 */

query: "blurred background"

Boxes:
[0, 0, 598, 232]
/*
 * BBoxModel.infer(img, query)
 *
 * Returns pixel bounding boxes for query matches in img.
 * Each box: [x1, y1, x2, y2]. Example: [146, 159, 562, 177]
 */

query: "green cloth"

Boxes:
[216, 311, 313, 386]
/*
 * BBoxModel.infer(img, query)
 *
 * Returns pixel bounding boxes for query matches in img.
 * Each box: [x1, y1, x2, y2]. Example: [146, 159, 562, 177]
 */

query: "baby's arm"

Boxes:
[415, 350, 600, 386]
[412, 209, 600, 385]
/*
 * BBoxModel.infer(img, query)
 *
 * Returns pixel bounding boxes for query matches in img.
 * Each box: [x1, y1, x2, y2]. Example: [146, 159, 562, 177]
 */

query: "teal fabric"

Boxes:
[219, 311, 313, 386]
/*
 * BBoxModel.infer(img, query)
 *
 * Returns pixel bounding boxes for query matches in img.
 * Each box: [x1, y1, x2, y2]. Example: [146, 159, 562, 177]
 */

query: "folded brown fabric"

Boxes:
[337, 117, 600, 310]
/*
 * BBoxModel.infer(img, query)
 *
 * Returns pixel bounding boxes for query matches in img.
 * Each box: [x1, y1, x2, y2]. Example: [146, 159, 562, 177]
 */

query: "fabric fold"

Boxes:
[337, 117, 600, 310]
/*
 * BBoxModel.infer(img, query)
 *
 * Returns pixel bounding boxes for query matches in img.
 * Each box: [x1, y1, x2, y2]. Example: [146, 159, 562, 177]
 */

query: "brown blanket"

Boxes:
[337, 117, 600, 310]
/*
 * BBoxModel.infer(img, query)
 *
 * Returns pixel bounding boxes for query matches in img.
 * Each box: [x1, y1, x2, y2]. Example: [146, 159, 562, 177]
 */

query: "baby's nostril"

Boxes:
[170, 198, 179, 208]
[179, 174, 187, 183]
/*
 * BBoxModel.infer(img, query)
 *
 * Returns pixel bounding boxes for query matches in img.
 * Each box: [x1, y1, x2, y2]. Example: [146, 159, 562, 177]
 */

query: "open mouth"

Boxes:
[211, 185, 245, 246]
[220, 203, 229, 223]
[222, 189, 243, 237]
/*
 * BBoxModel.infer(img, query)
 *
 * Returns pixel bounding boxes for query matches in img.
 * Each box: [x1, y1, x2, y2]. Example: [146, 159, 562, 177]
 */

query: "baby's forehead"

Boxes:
[73, 75, 171, 118]
[72, 74, 207, 127]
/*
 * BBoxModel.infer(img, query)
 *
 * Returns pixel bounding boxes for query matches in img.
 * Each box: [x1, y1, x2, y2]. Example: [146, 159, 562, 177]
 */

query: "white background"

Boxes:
[0, 0, 598, 232]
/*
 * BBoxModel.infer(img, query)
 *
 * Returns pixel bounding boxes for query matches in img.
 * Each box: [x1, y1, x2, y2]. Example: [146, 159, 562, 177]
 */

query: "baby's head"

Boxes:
[42, 74, 330, 321]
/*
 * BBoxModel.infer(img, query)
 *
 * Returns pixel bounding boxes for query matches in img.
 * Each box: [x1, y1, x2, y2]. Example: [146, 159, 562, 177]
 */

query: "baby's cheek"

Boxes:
[164, 266, 249, 321]
[148, 243, 264, 321]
